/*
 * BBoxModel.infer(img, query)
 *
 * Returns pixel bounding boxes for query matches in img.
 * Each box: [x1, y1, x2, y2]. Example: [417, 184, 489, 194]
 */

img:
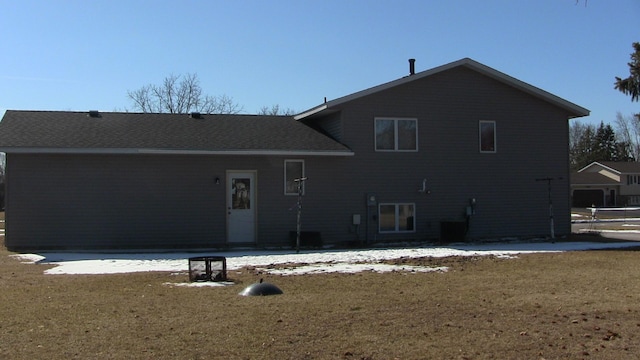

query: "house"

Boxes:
[571, 161, 640, 207]
[0, 58, 589, 250]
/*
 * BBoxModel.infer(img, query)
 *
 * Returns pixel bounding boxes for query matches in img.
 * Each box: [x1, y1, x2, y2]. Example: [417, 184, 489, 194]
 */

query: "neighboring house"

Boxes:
[0, 58, 589, 250]
[571, 161, 640, 207]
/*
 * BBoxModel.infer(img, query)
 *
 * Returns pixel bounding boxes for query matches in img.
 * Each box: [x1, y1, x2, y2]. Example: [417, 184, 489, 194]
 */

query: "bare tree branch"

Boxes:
[614, 112, 640, 160]
[258, 104, 296, 116]
[127, 73, 243, 114]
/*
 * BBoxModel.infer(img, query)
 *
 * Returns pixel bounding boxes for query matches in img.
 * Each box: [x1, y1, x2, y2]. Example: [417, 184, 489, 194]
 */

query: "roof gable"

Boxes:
[295, 58, 589, 121]
[0, 111, 353, 156]
[579, 161, 640, 174]
[578, 162, 622, 175]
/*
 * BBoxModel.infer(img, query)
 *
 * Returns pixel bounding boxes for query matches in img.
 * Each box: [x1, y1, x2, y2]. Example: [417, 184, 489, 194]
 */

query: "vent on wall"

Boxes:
[88, 110, 101, 118]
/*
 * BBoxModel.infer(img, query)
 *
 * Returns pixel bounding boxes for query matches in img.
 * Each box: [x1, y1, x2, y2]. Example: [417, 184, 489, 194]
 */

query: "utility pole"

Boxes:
[294, 177, 308, 253]
[536, 177, 561, 239]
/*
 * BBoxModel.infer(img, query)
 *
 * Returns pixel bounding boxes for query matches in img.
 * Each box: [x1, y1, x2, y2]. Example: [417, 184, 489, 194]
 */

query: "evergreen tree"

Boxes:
[572, 123, 596, 170]
[615, 42, 640, 102]
[594, 122, 619, 161]
[570, 120, 635, 170]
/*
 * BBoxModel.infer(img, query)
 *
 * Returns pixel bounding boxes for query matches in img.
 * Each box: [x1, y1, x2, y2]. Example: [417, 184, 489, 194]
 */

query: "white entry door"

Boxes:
[227, 171, 256, 243]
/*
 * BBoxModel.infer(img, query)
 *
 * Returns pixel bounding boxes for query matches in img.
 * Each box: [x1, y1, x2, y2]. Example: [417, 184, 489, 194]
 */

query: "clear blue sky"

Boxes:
[1, 1, 638, 126]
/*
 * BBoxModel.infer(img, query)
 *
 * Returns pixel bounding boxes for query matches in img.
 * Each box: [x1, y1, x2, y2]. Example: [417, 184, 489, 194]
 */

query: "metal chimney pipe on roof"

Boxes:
[409, 59, 416, 75]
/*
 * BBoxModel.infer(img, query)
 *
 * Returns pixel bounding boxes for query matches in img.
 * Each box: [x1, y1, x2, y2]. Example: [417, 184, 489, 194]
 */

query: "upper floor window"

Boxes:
[479, 120, 496, 153]
[284, 159, 305, 195]
[375, 118, 418, 151]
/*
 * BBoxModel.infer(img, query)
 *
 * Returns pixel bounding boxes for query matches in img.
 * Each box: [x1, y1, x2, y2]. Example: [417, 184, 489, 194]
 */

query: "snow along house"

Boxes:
[0, 58, 589, 250]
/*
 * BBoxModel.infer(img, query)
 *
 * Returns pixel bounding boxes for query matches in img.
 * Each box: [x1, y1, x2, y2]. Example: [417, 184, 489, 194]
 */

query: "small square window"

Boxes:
[479, 121, 496, 153]
[284, 160, 304, 195]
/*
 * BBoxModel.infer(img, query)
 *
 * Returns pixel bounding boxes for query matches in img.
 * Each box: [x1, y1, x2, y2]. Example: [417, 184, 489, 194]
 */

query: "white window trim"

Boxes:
[479, 120, 497, 153]
[378, 203, 416, 233]
[284, 159, 305, 195]
[374, 117, 418, 152]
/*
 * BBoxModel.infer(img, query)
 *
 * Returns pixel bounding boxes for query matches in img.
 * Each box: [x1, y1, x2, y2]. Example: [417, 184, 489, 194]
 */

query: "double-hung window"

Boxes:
[284, 160, 305, 195]
[479, 120, 496, 153]
[379, 203, 415, 233]
[375, 118, 418, 151]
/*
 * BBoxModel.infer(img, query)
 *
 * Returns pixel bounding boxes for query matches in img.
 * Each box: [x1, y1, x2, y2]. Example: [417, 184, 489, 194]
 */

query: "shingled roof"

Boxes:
[571, 171, 620, 186]
[0, 110, 353, 156]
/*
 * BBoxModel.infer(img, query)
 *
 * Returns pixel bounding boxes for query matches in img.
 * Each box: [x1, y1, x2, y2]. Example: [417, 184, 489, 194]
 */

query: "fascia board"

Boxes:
[465, 60, 590, 118]
[578, 162, 622, 174]
[295, 58, 589, 120]
[0, 147, 355, 157]
[293, 104, 328, 120]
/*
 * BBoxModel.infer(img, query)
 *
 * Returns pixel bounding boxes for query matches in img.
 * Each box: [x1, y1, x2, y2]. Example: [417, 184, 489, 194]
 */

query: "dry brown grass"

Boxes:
[2, 246, 640, 359]
[2, 211, 639, 358]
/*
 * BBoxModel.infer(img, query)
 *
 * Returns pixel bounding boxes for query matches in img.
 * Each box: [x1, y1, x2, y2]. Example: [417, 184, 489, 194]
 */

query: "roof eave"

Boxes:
[577, 161, 622, 174]
[0, 147, 355, 156]
[295, 57, 590, 120]
[572, 182, 620, 186]
[293, 104, 328, 121]
[462, 59, 590, 118]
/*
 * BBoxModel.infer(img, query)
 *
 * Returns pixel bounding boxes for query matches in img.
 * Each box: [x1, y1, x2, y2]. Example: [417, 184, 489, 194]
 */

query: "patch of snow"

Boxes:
[257, 263, 449, 276]
[9, 254, 45, 263]
[9, 241, 640, 277]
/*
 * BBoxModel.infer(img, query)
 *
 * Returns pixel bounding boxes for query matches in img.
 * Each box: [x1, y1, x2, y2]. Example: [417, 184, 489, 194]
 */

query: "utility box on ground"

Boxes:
[440, 221, 467, 242]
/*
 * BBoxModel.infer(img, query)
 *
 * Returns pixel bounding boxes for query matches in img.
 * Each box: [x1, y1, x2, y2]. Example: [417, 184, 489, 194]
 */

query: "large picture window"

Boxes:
[284, 160, 304, 195]
[479, 121, 496, 153]
[375, 118, 417, 151]
[379, 203, 415, 233]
